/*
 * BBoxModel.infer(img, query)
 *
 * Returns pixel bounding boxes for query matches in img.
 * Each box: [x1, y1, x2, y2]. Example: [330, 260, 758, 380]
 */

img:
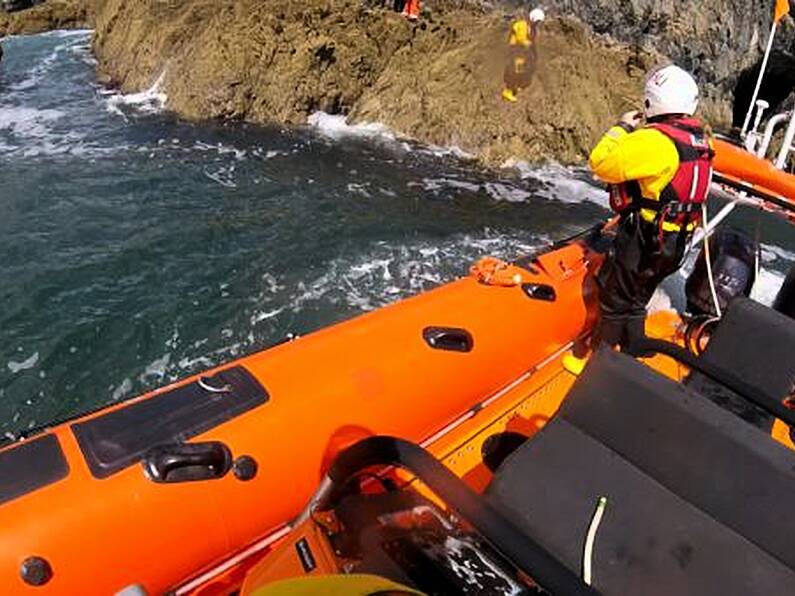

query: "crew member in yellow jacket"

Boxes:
[580, 65, 714, 359]
[501, 8, 545, 102]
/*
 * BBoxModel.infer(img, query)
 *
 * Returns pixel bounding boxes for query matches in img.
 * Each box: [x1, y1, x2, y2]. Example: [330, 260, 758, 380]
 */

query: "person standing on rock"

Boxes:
[401, 0, 420, 20]
[501, 8, 545, 103]
[564, 65, 714, 370]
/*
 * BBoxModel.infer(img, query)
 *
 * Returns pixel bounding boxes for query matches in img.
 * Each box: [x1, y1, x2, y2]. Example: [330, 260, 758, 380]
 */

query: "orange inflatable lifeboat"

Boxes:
[0, 238, 601, 594]
[713, 138, 795, 209]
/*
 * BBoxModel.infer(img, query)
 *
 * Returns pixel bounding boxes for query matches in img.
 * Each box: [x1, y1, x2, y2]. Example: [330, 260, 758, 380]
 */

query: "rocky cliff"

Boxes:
[7, 1, 790, 163]
[540, 0, 795, 125]
[0, 0, 89, 36]
[90, 0, 655, 165]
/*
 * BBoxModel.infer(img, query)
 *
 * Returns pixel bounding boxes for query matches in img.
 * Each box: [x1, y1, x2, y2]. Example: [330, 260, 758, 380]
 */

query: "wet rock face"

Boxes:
[733, 48, 795, 127]
[91, 0, 651, 165]
[0, 0, 89, 36]
[548, 0, 771, 86]
[542, 0, 795, 121]
[92, 0, 417, 123]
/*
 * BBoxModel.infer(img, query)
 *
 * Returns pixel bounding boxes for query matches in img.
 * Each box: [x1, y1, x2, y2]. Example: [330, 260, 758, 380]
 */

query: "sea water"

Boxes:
[0, 31, 792, 437]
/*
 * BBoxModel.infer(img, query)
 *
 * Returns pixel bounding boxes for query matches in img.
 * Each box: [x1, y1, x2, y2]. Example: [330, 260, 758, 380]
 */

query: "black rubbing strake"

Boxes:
[0, 434, 69, 506]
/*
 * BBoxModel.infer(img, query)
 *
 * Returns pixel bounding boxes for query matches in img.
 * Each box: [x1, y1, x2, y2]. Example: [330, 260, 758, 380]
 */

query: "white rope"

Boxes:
[583, 496, 608, 586]
[702, 202, 723, 318]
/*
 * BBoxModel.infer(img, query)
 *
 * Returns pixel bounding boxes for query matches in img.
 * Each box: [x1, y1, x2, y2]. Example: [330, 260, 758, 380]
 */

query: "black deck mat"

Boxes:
[486, 348, 795, 594]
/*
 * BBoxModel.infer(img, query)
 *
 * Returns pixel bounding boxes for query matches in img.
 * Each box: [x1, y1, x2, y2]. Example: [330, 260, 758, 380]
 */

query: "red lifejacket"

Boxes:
[610, 117, 715, 225]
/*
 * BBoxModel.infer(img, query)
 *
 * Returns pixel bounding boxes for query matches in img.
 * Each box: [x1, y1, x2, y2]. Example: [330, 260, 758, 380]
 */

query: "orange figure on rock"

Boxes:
[402, 0, 420, 20]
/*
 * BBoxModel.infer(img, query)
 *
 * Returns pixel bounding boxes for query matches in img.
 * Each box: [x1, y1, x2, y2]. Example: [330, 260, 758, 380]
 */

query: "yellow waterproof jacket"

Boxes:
[589, 124, 704, 230]
[509, 19, 533, 47]
[589, 125, 679, 204]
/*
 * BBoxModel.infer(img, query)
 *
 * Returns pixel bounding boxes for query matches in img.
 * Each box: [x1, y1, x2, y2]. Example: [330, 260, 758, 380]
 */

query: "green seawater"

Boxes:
[0, 30, 792, 438]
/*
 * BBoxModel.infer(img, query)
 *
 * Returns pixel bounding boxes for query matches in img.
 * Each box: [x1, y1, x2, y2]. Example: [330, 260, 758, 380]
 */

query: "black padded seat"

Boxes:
[687, 297, 795, 429]
[487, 348, 795, 595]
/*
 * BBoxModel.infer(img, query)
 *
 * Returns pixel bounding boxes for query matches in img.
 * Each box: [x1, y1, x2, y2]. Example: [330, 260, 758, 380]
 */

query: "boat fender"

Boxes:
[685, 227, 756, 316]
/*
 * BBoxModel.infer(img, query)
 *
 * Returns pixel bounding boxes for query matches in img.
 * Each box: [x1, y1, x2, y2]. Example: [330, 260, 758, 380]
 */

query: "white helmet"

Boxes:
[644, 65, 699, 119]
[529, 8, 545, 22]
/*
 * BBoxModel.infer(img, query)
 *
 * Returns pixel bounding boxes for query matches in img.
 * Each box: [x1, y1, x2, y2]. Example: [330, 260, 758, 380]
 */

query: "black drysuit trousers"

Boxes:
[596, 213, 690, 353]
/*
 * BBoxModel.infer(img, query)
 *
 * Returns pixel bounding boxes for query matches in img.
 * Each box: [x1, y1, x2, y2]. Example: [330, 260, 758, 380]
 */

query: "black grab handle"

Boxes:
[422, 327, 474, 353]
[326, 436, 599, 596]
[143, 441, 233, 483]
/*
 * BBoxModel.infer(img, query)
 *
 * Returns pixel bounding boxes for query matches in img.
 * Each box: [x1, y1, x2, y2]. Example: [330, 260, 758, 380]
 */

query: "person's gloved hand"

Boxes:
[618, 110, 643, 132]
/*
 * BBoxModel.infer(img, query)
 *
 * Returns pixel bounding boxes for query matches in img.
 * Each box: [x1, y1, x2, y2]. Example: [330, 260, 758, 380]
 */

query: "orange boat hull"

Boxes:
[0, 242, 598, 594]
[713, 138, 795, 201]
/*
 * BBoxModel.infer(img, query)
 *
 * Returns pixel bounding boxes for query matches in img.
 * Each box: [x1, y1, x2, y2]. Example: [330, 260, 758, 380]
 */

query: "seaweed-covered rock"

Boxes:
[91, 0, 652, 165]
[0, 0, 89, 36]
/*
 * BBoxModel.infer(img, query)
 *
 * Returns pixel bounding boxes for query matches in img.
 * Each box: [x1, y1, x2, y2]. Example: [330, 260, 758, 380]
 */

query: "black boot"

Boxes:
[623, 315, 655, 358]
[592, 314, 625, 351]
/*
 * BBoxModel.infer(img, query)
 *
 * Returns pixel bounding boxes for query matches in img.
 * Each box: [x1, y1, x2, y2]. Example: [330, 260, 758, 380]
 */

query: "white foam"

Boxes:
[420, 163, 609, 206]
[260, 273, 283, 294]
[483, 181, 531, 203]
[110, 378, 133, 401]
[306, 112, 478, 158]
[177, 355, 215, 371]
[307, 111, 397, 142]
[274, 230, 548, 314]
[0, 106, 63, 139]
[503, 159, 609, 208]
[203, 166, 238, 188]
[0, 28, 88, 42]
[7, 352, 39, 374]
[419, 144, 474, 160]
[9, 78, 38, 92]
[752, 267, 786, 306]
[193, 141, 247, 160]
[104, 71, 168, 118]
[436, 535, 524, 594]
[8, 31, 92, 92]
[139, 353, 171, 382]
[760, 242, 795, 265]
[42, 29, 94, 39]
[251, 307, 284, 325]
[422, 177, 481, 193]
[347, 182, 372, 197]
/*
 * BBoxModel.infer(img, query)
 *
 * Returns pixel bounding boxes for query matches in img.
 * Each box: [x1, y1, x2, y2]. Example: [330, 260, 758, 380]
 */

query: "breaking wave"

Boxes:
[307, 111, 399, 143]
[103, 71, 168, 118]
[3, 29, 795, 439]
[128, 229, 549, 386]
